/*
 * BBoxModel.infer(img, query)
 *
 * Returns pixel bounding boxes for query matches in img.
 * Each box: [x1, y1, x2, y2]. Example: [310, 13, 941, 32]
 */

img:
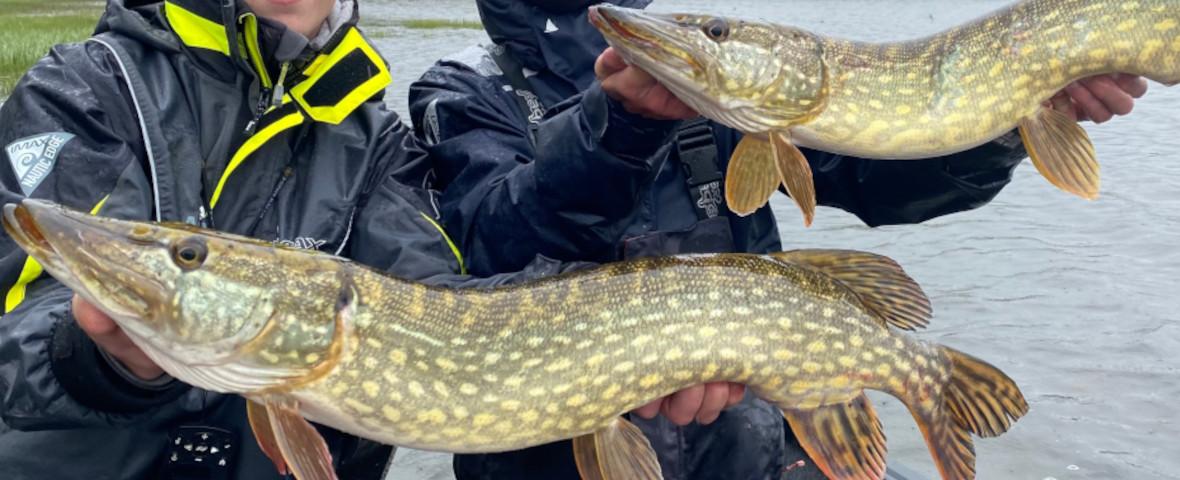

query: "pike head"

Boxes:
[589, 4, 829, 134]
[2, 200, 349, 394]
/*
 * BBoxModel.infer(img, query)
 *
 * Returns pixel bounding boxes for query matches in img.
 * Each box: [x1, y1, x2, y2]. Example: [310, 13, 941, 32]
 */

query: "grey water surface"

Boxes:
[363, 1, 1180, 478]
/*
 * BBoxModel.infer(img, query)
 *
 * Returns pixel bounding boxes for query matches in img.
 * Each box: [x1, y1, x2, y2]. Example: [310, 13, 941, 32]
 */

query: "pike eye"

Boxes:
[171, 238, 207, 271]
[703, 18, 729, 41]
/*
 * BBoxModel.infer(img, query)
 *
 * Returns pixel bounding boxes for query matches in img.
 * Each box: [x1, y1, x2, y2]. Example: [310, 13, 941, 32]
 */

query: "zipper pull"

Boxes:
[270, 62, 290, 108]
[243, 88, 271, 136]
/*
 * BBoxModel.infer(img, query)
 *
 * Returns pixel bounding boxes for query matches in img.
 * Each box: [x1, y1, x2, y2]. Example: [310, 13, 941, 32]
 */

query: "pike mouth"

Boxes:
[2, 200, 159, 321]
[589, 5, 702, 73]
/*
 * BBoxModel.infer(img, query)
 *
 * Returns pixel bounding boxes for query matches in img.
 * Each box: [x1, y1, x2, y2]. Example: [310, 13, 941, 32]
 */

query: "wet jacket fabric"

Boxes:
[409, 0, 1027, 478]
[0, 1, 563, 478]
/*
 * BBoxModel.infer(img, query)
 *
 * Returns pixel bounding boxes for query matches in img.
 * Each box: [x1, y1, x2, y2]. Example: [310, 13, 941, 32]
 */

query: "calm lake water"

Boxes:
[368, 1, 1180, 479]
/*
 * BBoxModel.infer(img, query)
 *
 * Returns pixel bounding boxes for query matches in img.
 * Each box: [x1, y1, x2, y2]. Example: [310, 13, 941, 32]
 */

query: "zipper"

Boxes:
[242, 61, 292, 136]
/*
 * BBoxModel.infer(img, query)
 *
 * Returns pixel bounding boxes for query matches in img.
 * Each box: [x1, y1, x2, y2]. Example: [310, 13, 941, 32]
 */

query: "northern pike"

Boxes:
[590, 0, 1180, 225]
[2, 199, 1028, 480]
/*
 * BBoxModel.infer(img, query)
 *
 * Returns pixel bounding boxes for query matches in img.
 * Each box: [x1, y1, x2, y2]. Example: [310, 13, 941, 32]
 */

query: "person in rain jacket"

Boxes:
[0, 0, 576, 478]
[408, 0, 1148, 478]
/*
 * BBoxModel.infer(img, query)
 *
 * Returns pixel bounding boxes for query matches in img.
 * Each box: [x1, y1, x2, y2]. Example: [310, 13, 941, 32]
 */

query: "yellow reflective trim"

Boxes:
[164, 1, 230, 56]
[209, 111, 305, 208]
[419, 212, 466, 275]
[290, 28, 392, 125]
[4, 195, 109, 313]
[240, 14, 272, 88]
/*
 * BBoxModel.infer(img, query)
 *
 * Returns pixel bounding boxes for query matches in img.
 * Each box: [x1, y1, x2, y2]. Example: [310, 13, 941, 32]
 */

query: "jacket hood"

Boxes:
[476, 0, 650, 90]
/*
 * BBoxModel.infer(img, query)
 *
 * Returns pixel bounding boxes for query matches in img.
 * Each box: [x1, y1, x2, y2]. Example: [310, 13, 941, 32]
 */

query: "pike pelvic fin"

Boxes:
[572, 417, 662, 480]
[782, 393, 888, 480]
[263, 399, 338, 480]
[770, 249, 932, 330]
[247, 399, 288, 475]
[725, 136, 782, 216]
[770, 130, 817, 227]
[1019, 107, 1100, 200]
[905, 347, 1028, 480]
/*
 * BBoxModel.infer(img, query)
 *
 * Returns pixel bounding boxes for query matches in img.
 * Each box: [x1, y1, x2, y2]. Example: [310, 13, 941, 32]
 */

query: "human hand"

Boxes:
[632, 382, 746, 426]
[72, 294, 164, 381]
[1047, 73, 1148, 124]
[595, 47, 699, 120]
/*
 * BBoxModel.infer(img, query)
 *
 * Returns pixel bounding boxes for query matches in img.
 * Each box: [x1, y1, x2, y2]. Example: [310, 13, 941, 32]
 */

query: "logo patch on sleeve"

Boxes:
[5, 132, 75, 196]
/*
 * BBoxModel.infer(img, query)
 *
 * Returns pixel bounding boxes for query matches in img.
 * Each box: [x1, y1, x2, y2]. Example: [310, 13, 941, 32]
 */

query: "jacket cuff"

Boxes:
[582, 82, 681, 163]
[943, 129, 1027, 188]
[48, 308, 189, 415]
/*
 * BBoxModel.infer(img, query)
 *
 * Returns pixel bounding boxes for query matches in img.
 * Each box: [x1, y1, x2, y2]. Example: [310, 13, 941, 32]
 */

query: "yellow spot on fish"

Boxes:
[802, 361, 821, 373]
[988, 62, 1004, 78]
[641, 353, 659, 364]
[1089, 49, 1110, 60]
[838, 356, 857, 368]
[868, 99, 884, 109]
[895, 105, 912, 115]
[828, 376, 850, 388]
[418, 409, 447, 424]
[361, 381, 380, 398]
[546, 358, 573, 372]
[774, 350, 795, 360]
[631, 335, 653, 347]
[587, 353, 607, 367]
[304, 353, 320, 364]
[504, 376, 525, 388]
[388, 350, 406, 365]
[408, 381, 425, 397]
[614, 361, 635, 373]
[500, 400, 521, 411]
[740, 336, 763, 347]
[473, 414, 496, 427]
[665, 348, 683, 361]
[552, 383, 573, 394]
[719, 348, 738, 359]
[1155, 18, 1177, 31]
[699, 326, 718, 338]
[344, 398, 374, 414]
[436, 357, 458, 372]
[382, 406, 402, 422]
[566, 394, 588, 407]
[806, 341, 827, 354]
[519, 410, 539, 423]
[522, 358, 543, 369]
[639, 373, 663, 388]
[876, 364, 893, 376]
[528, 387, 547, 397]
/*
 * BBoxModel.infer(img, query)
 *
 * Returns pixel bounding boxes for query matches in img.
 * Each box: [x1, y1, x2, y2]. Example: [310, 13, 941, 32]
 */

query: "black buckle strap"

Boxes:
[676, 118, 725, 220]
[488, 45, 546, 148]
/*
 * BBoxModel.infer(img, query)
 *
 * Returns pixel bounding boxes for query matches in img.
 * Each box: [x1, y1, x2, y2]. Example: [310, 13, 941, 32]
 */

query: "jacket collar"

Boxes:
[98, 0, 389, 124]
[475, 0, 650, 94]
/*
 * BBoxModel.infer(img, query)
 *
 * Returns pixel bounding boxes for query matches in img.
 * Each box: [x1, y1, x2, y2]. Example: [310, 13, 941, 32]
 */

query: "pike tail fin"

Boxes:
[906, 347, 1029, 480]
[1019, 107, 1100, 201]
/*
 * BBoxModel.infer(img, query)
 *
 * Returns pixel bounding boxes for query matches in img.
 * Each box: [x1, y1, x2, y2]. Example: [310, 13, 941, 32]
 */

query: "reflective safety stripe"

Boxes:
[290, 28, 391, 125]
[4, 195, 109, 313]
[164, 1, 230, 56]
[209, 109, 305, 208]
[240, 14, 272, 88]
[418, 212, 466, 275]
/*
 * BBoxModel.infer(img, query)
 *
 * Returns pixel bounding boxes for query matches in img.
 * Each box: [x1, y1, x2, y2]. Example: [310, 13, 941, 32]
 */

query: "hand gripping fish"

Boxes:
[590, 0, 1180, 225]
[2, 199, 1028, 480]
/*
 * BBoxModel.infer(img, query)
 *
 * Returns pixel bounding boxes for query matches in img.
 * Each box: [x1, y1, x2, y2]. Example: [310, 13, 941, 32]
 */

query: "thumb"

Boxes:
[594, 47, 628, 80]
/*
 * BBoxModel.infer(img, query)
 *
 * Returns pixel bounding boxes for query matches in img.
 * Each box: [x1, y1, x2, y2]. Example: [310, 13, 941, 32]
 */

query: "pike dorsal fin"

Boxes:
[572, 417, 662, 480]
[770, 249, 931, 330]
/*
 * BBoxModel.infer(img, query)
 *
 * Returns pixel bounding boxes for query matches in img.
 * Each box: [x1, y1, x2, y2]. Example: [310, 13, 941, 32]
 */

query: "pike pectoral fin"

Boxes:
[1019, 107, 1100, 200]
[247, 400, 288, 475]
[725, 136, 781, 217]
[262, 400, 338, 480]
[769, 249, 931, 330]
[572, 417, 661, 480]
[770, 131, 816, 227]
[782, 393, 887, 480]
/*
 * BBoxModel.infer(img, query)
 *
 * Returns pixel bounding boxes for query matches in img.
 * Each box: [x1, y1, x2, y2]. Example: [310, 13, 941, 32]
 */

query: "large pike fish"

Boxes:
[590, 0, 1180, 225]
[3, 199, 1028, 480]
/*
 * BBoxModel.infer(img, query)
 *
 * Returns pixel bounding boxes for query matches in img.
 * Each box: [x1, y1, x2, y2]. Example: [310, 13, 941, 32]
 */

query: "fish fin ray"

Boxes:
[266, 400, 338, 480]
[572, 418, 661, 480]
[770, 131, 817, 227]
[770, 249, 931, 330]
[904, 347, 1028, 480]
[782, 393, 887, 480]
[247, 399, 288, 475]
[1019, 108, 1100, 200]
[725, 136, 781, 216]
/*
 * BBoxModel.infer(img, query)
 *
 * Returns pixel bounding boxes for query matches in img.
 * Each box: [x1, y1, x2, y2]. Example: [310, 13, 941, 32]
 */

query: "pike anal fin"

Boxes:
[253, 399, 338, 480]
[1019, 107, 1100, 200]
[783, 392, 888, 480]
[572, 417, 662, 480]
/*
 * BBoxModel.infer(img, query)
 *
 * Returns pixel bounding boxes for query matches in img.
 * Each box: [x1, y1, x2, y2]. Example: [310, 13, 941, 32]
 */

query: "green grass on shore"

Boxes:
[0, 1, 103, 98]
[397, 19, 483, 30]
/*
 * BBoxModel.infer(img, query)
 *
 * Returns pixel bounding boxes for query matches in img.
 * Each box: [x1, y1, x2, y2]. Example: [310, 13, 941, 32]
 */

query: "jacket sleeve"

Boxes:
[801, 131, 1027, 227]
[0, 43, 190, 431]
[346, 112, 593, 289]
[409, 62, 679, 276]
